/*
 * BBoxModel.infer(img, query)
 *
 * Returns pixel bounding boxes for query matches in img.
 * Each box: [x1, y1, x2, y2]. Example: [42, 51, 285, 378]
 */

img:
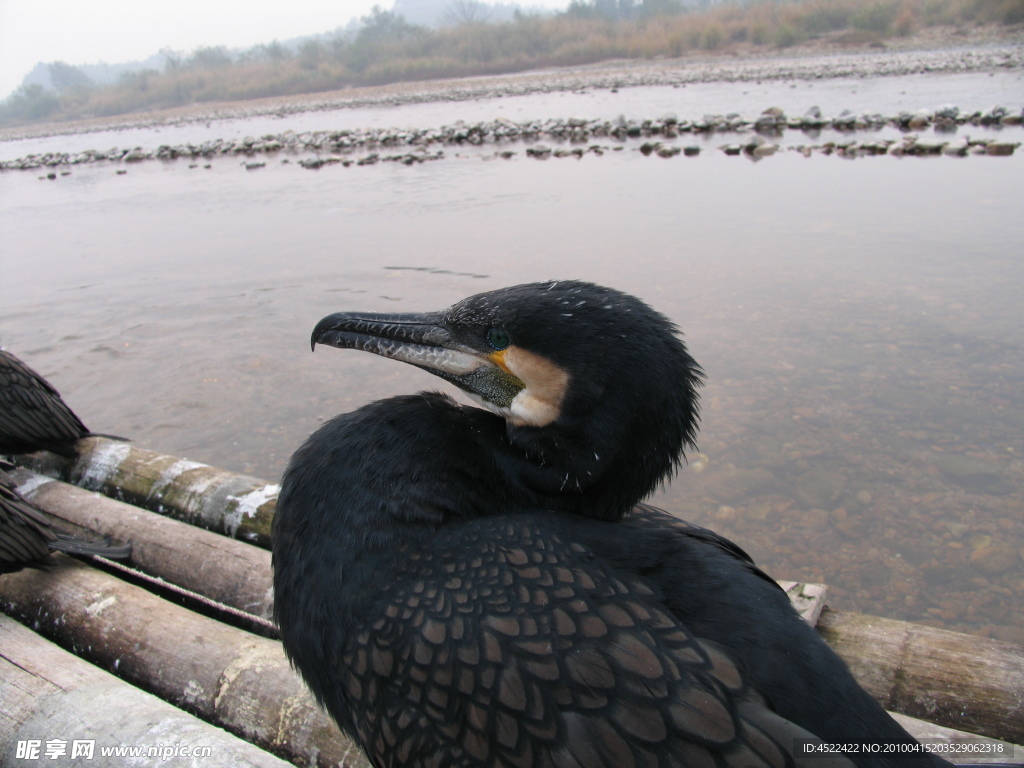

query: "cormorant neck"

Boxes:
[277, 392, 541, 555]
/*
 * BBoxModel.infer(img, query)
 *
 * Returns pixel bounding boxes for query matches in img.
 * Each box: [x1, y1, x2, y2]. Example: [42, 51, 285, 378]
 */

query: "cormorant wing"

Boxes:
[0, 469, 55, 571]
[319, 513, 852, 768]
[0, 350, 89, 456]
[630, 502, 785, 592]
[0, 465, 131, 573]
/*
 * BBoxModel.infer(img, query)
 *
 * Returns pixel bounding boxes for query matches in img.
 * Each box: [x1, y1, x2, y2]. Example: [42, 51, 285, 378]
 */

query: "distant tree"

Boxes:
[298, 40, 325, 70]
[0, 83, 60, 122]
[345, 6, 427, 72]
[48, 62, 92, 93]
[568, 0, 639, 20]
[325, 32, 352, 63]
[442, 0, 494, 26]
[118, 68, 159, 93]
[186, 46, 233, 70]
[565, 0, 595, 18]
[512, 7, 541, 21]
[598, 0, 637, 20]
[243, 41, 292, 64]
[640, 0, 683, 17]
[357, 6, 425, 44]
[160, 48, 183, 72]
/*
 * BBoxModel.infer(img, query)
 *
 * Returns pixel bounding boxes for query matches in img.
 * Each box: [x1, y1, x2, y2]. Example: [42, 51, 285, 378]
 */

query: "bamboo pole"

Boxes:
[16, 437, 277, 546]
[817, 607, 1024, 744]
[0, 556, 371, 768]
[8, 467, 273, 621]
[0, 614, 294, 768]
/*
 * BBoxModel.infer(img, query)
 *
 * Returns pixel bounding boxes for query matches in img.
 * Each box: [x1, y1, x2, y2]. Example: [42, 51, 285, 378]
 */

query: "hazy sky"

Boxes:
[0, 0, 569, 100]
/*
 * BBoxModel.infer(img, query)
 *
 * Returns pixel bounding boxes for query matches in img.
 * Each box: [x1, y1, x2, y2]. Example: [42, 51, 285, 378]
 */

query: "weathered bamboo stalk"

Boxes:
[817, 607, 1024, 744]
[0, 556, 371, 768]
[0, 614, 293, 768]
[9, 467, 273, 621]
[16, 437, 277, 546]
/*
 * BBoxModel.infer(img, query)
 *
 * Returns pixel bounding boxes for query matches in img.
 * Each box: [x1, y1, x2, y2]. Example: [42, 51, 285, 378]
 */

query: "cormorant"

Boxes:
[0, 349, 131, 572]
[273, 281, 951, 768]
[0, 348, 116, 457]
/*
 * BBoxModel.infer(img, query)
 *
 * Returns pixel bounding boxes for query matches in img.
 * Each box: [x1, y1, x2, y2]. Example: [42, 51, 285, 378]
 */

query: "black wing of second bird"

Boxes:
[0, 349, 103, 457]
[0, 467, 131, 574]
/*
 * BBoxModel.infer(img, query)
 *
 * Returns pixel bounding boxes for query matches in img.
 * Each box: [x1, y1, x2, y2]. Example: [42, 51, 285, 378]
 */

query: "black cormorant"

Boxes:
[273, 281, 952, 768]
[0, 349, 131, 572]
[0, 348, 114, 457]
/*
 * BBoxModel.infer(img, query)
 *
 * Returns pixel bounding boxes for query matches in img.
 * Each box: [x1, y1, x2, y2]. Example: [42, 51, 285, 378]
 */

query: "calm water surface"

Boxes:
[1, 72, 1022, 640]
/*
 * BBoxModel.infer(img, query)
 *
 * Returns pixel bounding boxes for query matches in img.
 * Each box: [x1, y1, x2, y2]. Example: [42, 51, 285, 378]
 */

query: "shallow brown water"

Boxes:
[1, 73, 1022, 640]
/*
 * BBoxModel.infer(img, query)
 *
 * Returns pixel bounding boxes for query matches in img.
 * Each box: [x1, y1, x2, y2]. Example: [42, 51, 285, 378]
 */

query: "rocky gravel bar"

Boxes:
[7, 102, 1022, 176]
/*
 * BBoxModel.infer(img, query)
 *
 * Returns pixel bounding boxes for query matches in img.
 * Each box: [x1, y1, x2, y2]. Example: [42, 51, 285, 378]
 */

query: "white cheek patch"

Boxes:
[509, 390, 561, 427]
[503, 347, 569, 427]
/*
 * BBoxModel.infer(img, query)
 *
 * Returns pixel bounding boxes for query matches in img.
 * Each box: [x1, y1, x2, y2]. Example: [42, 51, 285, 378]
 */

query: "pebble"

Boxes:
[933, 454, 1011, 494]
[795, 468, 846, 509]
[701, 466, 777, 503]
[986, 140, 1021, 156]
[969, 543, 1019, 575]
[943, 521, 970, 539]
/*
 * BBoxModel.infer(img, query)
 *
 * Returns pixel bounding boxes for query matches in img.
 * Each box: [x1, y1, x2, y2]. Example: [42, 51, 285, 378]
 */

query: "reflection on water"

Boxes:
[1, 74, 1022, 641]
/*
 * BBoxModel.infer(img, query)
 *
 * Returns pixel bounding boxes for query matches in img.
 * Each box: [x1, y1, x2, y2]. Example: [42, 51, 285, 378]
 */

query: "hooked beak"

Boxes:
[312, 311, 526, 409]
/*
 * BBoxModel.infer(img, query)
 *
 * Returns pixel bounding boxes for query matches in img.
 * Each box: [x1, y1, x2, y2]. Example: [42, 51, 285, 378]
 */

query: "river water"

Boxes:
[1, 69, 1022, 639]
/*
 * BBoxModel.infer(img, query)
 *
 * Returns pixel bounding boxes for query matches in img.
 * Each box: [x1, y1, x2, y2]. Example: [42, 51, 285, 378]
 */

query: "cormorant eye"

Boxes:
[486, 328, 510, 351]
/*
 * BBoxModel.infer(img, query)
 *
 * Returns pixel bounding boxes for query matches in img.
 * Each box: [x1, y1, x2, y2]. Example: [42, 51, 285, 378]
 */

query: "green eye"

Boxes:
[486, 328, 510, 351]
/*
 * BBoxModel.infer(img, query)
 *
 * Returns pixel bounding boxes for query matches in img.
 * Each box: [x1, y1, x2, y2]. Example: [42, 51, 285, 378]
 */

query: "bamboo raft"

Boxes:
[2, 437, 1022, 767]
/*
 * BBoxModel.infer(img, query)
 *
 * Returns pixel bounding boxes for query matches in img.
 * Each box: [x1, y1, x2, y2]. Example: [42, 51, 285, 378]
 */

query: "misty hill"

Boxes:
[19, 53, 172, 92]
[11, 0, 552, 98]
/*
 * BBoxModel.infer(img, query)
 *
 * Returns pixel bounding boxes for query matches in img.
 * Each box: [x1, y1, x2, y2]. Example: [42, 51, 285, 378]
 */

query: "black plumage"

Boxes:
[272, 281, 950, 768]
[0, 463, 131, 574]
[1, 349, 131, 572]
[1, 348, 95, 457]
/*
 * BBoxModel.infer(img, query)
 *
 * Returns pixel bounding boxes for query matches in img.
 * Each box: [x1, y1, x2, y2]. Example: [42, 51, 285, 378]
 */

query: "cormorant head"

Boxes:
[312, 281, 703, 520]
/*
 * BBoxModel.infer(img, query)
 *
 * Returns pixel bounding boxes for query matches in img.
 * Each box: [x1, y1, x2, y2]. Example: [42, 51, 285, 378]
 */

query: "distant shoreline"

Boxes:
[2, 25, 1021, 143]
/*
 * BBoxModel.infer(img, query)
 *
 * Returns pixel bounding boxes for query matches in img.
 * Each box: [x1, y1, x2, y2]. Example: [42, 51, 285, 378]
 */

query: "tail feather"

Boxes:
[50, 533, 132, 560]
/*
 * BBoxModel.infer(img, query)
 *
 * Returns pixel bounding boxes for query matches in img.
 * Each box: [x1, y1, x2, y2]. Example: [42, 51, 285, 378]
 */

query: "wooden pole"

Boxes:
[0, 556, 371, 768]
[0, 614, 294, 768]
[16, 437, 277, 546]
[9, 467, 274, 621]
[818, 607, 1024, 744]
